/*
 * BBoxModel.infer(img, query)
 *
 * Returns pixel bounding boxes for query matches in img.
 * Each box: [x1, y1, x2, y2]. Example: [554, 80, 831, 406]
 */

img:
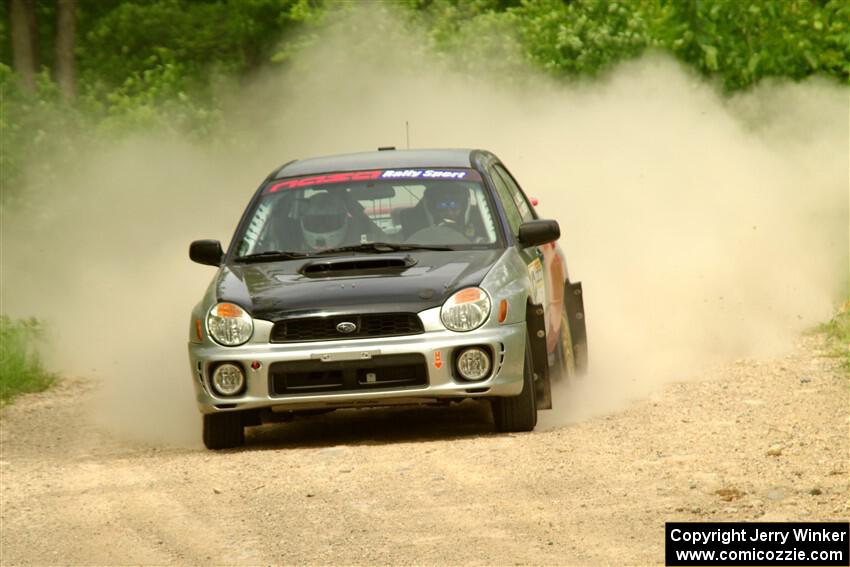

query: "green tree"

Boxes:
[403, 0, 850, 88]
[661, 0, 850, 90]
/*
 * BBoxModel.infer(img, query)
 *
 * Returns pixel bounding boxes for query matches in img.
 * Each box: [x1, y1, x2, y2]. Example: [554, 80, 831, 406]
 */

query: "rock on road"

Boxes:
[1, 335, 847, 565]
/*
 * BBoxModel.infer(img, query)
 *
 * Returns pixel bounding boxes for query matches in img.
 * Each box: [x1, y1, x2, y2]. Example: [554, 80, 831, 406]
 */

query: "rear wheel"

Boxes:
[492, 333, 538, 432]
[203, 412, 245, 450]
[555, 307, 576, 381]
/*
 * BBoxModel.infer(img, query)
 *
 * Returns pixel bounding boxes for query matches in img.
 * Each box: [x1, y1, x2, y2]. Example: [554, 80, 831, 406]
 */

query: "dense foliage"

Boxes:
[2, 0, 847, 192]
[412, 0, 850, 90]
[818, 303, 850, 371]
[0, 316, 55, 404]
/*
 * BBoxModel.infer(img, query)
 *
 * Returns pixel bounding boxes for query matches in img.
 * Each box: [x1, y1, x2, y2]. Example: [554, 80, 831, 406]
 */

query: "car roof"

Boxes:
[273, 148, 484, 178]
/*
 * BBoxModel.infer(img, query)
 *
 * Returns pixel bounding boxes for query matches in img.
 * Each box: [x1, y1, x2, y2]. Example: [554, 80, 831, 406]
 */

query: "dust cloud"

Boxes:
[2, 5, 847, 444]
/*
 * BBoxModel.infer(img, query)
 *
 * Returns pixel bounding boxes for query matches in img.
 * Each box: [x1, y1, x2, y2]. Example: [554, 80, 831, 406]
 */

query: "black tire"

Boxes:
[203, 412, 245, 450]
[573, 343, 588, 378]
[555, 306, 577, 382]
[574, 337, 589, 377]
[492, 333, 538, 432]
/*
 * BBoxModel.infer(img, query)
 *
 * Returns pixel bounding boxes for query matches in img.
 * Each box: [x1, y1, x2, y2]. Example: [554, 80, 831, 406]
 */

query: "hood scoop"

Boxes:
[299, 255, 417, 277]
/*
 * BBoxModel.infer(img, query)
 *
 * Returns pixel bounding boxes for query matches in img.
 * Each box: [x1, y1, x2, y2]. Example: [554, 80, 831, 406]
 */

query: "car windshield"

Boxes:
[234, 168, 501, 258]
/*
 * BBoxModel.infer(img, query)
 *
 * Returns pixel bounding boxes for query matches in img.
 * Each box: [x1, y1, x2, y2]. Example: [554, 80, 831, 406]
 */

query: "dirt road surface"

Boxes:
[1, 335, 847, 566]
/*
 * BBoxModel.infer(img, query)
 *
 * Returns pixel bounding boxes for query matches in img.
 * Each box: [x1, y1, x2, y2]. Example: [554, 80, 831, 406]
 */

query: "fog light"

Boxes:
[456, 347, 491, 381]
[211, 363, 245, 396]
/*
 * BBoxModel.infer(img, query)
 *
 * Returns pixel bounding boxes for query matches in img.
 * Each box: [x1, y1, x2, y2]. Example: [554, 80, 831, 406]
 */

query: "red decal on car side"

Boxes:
[434, 351, 443, 369]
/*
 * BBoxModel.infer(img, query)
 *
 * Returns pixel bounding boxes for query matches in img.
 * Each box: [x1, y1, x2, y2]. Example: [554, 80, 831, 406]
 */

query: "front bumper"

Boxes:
[188, 318, 526, 415]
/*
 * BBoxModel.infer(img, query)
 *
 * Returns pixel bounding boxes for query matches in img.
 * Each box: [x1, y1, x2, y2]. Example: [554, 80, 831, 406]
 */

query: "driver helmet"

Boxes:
[300, 191, 350, 250]
[424, 184, 470, 226]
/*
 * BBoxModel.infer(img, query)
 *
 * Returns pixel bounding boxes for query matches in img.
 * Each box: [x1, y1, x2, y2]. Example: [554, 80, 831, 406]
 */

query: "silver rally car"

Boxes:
[189, 148, 587, 449]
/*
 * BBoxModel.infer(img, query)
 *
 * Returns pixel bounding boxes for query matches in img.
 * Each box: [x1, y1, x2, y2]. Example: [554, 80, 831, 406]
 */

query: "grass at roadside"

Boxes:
[0, 316, 56, 405]
[817, 302, 850, 371]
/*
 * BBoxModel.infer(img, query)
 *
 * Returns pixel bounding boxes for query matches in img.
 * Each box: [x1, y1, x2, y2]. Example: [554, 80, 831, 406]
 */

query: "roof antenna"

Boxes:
[405, 121, 410, 149]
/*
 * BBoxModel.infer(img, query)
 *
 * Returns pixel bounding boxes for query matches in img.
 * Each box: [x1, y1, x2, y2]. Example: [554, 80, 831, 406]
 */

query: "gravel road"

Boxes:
[1, 335, 847, 566]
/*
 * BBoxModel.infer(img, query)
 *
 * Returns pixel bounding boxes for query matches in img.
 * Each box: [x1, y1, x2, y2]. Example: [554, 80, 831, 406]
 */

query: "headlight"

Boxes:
[207, 302, 253, 346]
[440, 287, 491, 332]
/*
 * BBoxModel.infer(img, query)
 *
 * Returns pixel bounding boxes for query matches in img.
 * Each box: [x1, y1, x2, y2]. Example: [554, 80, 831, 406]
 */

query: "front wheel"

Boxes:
[203, 412, 245, 450]
[491, 333, 538, 432]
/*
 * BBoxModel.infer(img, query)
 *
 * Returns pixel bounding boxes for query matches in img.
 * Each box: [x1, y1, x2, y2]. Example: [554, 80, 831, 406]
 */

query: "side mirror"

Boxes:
[190, 240, 223, 266]
[517, 219, 560, 248]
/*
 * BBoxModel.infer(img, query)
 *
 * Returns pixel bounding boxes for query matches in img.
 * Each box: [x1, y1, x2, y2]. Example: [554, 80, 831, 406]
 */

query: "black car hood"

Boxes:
[216, 249, 503, 320]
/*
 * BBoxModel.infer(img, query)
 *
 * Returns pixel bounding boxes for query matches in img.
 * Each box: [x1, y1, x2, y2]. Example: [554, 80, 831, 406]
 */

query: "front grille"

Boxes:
[269, 354, 428, 396]
[270, 313, 423, 343]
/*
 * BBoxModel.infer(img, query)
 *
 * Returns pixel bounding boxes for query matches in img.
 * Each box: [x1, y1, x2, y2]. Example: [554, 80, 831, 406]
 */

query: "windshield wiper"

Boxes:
[316, 242, 456, 255]
[234, 250, 314, 263]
